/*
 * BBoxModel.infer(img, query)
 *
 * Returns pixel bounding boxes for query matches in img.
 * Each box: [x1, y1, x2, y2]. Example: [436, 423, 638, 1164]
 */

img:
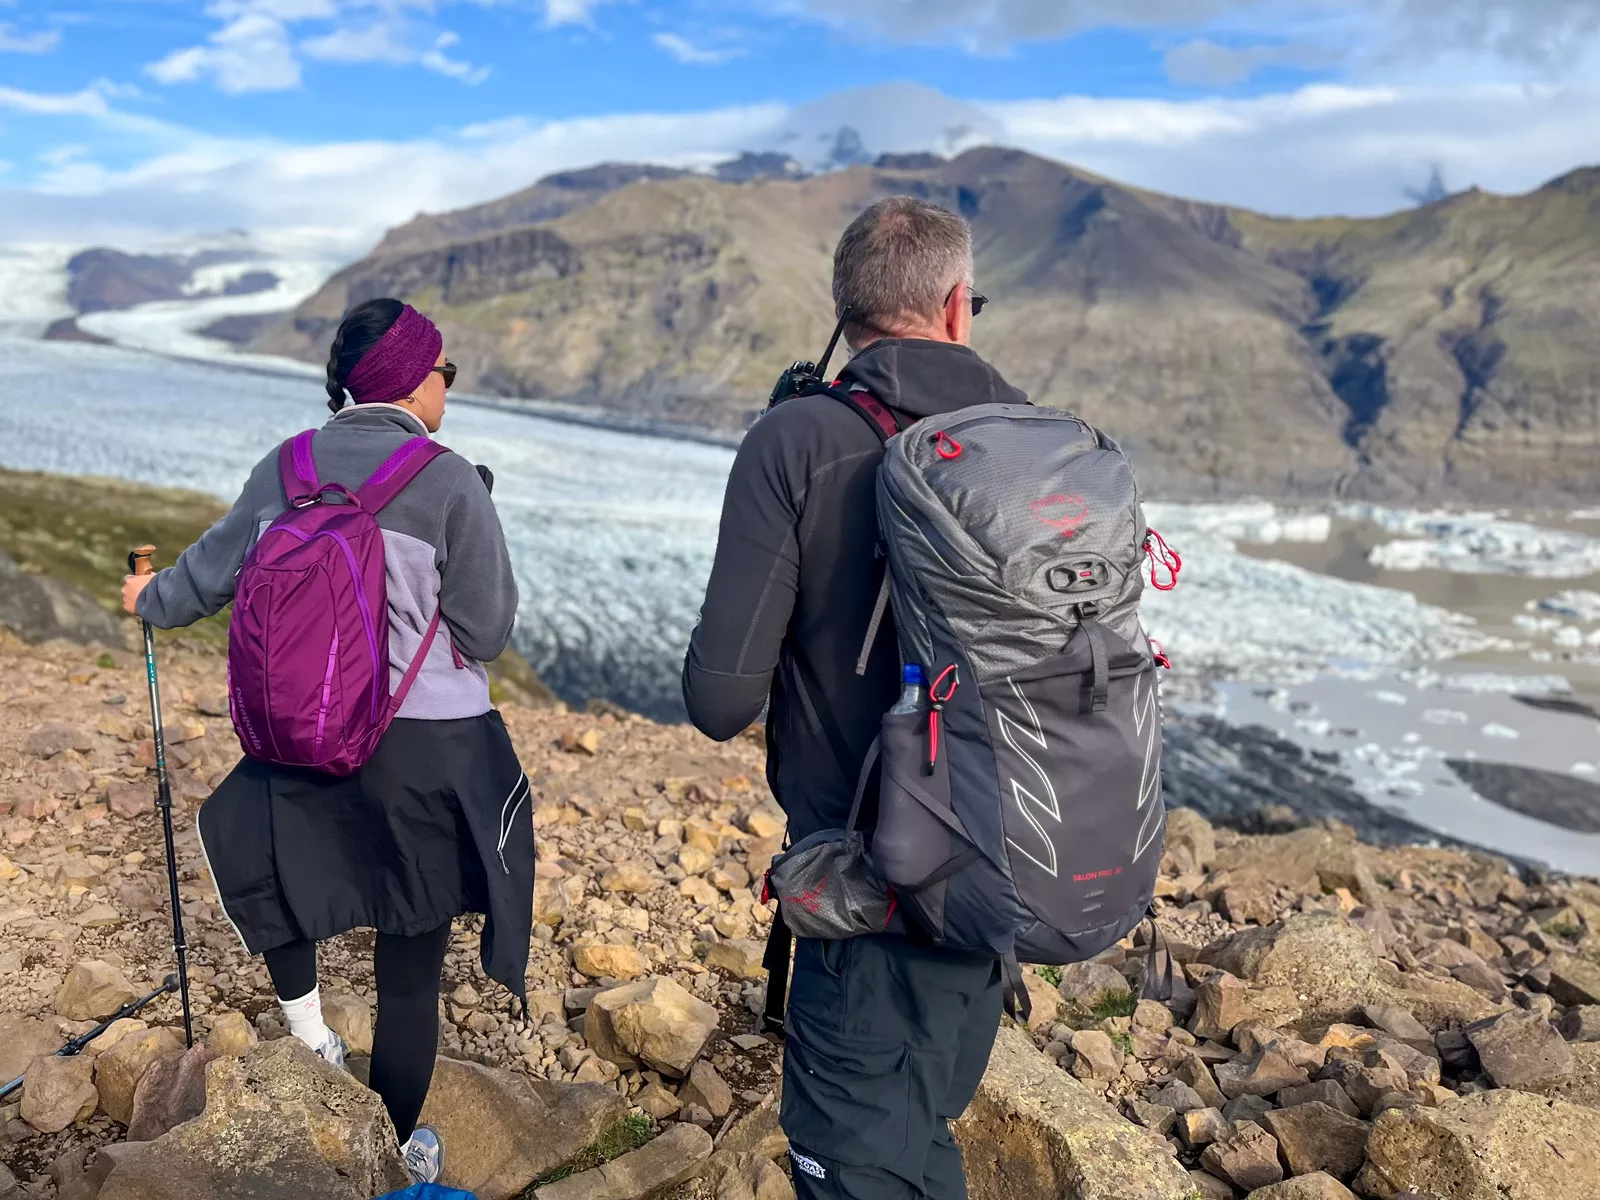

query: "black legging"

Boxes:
[263, 921, 451, 1140]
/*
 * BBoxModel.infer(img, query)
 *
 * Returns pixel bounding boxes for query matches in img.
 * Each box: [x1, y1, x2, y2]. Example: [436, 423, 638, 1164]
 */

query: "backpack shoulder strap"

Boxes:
[357, 437, 453, 512]
[798, 381, 902, 443]
[278, 430, 320, 502]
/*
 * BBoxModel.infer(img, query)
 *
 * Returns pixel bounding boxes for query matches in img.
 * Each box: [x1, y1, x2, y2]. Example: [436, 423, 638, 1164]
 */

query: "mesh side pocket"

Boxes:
[766, 830, 893, 940]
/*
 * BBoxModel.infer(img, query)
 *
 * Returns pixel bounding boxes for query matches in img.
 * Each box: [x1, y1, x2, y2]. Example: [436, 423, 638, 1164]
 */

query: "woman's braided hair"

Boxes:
[325, 298, 405, 415]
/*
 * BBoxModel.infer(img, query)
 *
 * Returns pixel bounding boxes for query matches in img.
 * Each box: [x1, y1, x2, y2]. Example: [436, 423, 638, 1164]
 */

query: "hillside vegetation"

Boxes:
[257, 150, 1600, 502]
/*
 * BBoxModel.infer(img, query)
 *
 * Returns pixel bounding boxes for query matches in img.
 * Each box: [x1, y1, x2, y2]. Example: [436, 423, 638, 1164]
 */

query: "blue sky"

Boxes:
[2, 1, 1599, 251]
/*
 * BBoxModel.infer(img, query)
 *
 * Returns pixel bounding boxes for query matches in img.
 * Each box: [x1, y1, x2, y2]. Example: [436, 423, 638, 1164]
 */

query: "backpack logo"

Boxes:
[1030, 493, 1089, 538]
[782, 881, 827, 915]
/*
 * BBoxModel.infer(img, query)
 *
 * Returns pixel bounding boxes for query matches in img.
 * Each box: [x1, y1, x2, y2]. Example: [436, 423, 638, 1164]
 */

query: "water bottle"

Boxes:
[889, 664, 926, 715]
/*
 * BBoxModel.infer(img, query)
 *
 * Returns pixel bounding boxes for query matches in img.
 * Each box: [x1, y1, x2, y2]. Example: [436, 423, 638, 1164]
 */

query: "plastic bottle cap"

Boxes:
[902, 664, 926, 685]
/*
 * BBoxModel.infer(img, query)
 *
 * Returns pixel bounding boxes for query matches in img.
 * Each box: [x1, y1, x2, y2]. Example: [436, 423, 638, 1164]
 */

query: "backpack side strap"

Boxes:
[358, 437, 453, 513]
[759, 909, 793, 1037]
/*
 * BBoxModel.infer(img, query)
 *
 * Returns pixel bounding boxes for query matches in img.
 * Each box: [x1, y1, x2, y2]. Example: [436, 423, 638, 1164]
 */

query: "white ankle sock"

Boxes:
[279, 987, 332, 1050]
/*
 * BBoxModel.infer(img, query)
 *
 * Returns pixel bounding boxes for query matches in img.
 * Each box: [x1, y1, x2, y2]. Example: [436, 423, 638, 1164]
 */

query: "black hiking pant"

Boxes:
[781, 934, 1004, 1199]
[264, 920, 451, 1141]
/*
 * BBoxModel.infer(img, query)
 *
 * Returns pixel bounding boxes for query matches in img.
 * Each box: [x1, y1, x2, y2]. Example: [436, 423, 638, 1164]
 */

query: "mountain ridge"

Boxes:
[255, 146, 1600, 502]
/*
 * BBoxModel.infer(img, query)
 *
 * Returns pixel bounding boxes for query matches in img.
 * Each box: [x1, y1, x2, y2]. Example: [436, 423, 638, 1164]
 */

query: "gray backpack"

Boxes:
[763, 394, 1178, 1020]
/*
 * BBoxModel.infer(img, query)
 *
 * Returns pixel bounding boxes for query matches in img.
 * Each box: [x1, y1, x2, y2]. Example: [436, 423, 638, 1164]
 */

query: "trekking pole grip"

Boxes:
[129, 545, 156, 577]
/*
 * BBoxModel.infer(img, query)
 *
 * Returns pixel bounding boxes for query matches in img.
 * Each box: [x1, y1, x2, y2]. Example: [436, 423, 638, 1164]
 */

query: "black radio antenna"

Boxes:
[815, 306, 853, 383]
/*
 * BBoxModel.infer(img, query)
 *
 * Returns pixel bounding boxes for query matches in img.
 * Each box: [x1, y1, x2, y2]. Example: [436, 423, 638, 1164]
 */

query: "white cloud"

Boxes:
[0, 22, 61, 54]
[543, 0, 624, 28]
[652, 32, 745, 65]
[147, 0, 490, 93]
[146, 11, 303, 93]
[300, 22, 413, 64]
[3, 77, 1598, 255]
[988, 81, 1600, 217]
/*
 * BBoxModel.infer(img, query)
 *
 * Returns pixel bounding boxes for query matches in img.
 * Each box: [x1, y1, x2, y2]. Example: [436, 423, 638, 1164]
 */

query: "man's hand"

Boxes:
[122, 573, 155, 615]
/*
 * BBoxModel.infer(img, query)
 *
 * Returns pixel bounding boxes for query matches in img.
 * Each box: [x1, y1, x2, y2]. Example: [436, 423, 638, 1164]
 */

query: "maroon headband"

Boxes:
[345, 304, 443, 405]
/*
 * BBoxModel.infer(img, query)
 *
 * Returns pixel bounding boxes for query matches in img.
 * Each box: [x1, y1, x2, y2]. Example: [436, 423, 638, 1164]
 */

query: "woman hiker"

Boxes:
[121, 299, 533, 1187]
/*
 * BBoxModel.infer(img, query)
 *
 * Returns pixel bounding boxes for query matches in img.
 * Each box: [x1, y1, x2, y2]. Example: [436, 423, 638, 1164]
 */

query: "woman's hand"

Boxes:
[122, 573, 155, 615]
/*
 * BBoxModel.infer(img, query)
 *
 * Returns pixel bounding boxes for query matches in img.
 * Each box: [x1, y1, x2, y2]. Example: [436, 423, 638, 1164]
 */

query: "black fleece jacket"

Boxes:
[682, 339, 1029, 841]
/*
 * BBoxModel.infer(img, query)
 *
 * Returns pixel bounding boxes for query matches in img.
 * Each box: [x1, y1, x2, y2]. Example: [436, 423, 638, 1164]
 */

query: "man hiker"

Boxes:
[683, 197, 1028, 1199]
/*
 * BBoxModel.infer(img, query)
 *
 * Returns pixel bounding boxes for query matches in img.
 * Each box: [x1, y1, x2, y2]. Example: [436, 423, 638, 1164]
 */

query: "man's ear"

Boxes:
[944, 283, 970, 345]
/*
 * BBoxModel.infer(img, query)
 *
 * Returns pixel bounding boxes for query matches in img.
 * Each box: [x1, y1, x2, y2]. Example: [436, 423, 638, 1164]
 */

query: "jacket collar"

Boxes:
[329, 402, 431, 438]
[837, 339, 1029, 419]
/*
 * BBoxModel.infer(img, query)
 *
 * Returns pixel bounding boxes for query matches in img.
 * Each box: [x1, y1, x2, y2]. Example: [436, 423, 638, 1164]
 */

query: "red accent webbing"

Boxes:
[845, 387, 900, 440]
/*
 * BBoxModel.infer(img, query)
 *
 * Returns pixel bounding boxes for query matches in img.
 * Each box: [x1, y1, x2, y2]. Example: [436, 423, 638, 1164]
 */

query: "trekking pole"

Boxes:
[0, 975, 180, 1102]
[127, 545, 194, 1048]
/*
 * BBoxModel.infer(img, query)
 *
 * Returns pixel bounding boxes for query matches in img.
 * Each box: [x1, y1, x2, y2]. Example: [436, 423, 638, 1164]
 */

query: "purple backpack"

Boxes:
[227, 429, 452, 776]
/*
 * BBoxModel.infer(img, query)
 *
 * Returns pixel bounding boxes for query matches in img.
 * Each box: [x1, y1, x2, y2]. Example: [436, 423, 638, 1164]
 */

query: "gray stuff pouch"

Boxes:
[763, 828, 894, 939]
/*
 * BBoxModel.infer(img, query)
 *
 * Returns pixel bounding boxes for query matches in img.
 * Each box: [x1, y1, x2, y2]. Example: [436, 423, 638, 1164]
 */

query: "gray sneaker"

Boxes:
[402, 1125, 444, 1185]
[313, 1028, 348, 1070]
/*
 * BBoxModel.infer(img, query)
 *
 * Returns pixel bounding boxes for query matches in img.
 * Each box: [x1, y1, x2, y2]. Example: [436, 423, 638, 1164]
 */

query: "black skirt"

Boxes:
[197, 712, 533, 1000]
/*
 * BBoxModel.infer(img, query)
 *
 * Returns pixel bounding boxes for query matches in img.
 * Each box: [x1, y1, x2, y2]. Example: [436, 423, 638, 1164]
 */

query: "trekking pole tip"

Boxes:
[129, 545, 157, 576]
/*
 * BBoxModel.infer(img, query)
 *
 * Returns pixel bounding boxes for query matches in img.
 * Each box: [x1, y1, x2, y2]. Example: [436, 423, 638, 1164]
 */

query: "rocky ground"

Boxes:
[3, 629, 1600, 1200]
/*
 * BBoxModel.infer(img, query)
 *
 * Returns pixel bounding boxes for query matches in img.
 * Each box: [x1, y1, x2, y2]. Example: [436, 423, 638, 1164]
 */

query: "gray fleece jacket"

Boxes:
[137, 404, 518, 720]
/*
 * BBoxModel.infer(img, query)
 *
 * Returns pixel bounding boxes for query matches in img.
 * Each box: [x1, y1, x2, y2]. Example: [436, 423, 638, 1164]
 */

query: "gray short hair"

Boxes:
[832, 197, 973, 339]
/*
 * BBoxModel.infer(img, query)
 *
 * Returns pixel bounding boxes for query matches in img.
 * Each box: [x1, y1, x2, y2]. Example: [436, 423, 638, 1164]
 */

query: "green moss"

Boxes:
[522, 1114, 656, 1192]
[0, 467, 232, 649]
[1109, 1029, 1135, 1057]
[1090, 990, 1137, 1022]
[1543, 920, 1584, 942]
[1037, 965, 1063, 988]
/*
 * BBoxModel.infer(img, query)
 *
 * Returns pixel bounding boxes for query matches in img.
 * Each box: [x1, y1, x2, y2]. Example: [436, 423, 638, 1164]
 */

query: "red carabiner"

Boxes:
[934, 431, 963, 460]
[926, 665, 960, 774]
[1144, 529, 1182, 592]
[1149, 638, 1172, 670]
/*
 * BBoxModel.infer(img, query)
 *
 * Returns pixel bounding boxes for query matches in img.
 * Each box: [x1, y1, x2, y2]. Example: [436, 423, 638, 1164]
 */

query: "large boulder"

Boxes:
[1161, 807, 1216, 875]
[1197, 911, 1496, 1029]
[1211, 824, 1378, 902]
[1246, 1176, 1358, 1200]
[1547, 953, 1600, 1007]
[533, 1123, 713, 1200]
[416, 1055, 629, 1200]
[94, 1026, 186, 1124]
[1055, 961, 1134, 1019]
[21, 1054, 98, 1133]
[56, 960, 140, 1021]
[97, 1039, 410, 1200]
[1355, 1090, 1600, 1200]
[321, 993, 373, 1056]
[0, 1015, 59, 1083]
[1466, 1010, 1573, 1090]
[126, 1042, 221, 1143]
[1531, 1041, 1600, 1112]
[0, 550, 125, 647]
[585, 977, 719, 1078]
[953, 1027, 1193, 1200]
[1257, 1102, 1369, 1181]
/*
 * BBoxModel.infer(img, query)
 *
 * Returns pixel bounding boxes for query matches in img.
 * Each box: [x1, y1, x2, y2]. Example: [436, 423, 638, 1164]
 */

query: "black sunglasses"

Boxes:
[945, 283, 988, 318]
[430, 361, 457, 389]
